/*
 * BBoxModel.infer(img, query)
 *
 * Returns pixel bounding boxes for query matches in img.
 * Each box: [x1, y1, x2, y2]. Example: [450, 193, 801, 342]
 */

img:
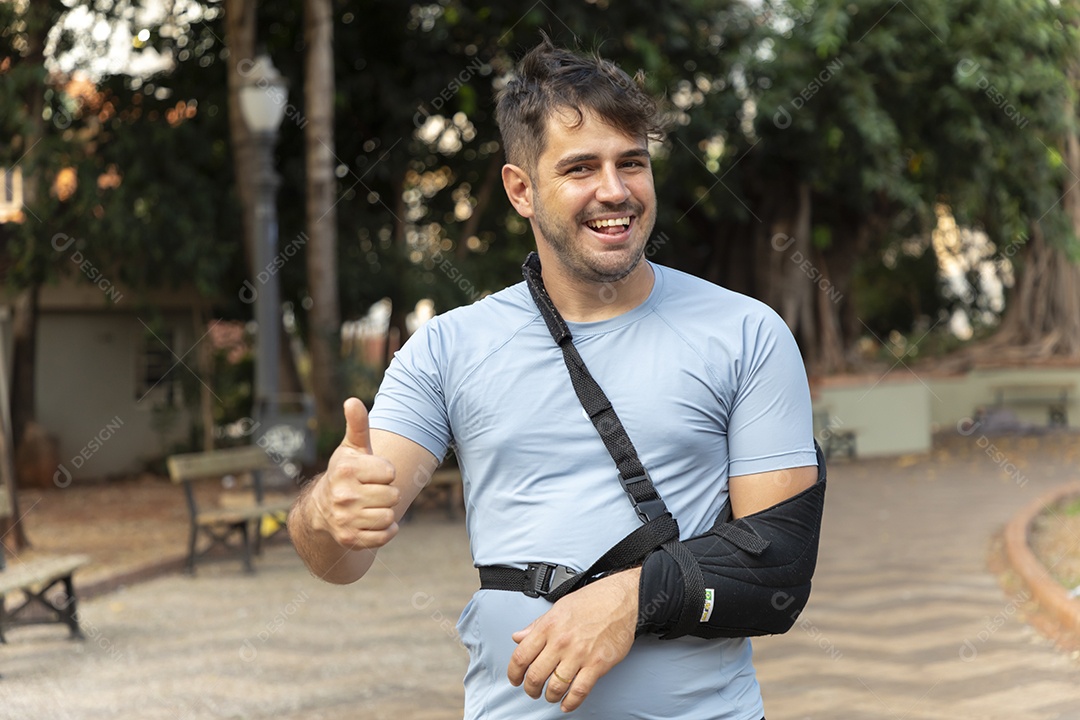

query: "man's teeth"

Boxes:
[586, 217, 631, 228]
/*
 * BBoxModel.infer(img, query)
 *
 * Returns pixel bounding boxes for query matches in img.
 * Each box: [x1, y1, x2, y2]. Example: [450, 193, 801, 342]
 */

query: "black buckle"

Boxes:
[619, 470, 668, 524]
[523, 562, 578, 598]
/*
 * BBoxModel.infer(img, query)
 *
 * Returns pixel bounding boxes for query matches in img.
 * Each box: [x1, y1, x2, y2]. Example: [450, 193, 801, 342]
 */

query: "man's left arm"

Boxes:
[506, 464, 818, 714]
[728, 464, 818, 519]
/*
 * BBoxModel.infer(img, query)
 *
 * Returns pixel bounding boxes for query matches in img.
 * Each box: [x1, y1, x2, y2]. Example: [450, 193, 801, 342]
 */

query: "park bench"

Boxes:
[167, 445, 294, 574]
[0, 551, 90, 642]
[427, 467, 463, 519]
[991, 383, 1073, 427]
[813, 407, 858, 459]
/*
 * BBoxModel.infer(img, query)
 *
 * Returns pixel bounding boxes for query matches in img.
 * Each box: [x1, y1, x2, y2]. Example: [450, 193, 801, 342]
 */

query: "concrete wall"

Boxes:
[928, 368, 1080, 431]
[813, 368, 933, 457]
[37, 312, 193, 481]
[813, 366, 1080, 458]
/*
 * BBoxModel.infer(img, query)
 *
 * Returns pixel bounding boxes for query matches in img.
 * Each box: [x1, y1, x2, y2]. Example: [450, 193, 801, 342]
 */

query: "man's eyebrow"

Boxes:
[554, 153, 599, 172]
[554, 148, 650, 172]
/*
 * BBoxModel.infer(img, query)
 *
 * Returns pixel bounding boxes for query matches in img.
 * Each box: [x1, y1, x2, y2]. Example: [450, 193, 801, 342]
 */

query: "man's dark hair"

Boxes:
[495, 36, 665, 173]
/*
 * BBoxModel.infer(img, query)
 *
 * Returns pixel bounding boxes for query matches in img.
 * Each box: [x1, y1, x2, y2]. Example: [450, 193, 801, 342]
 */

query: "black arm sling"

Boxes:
[478, 253, 825, 640]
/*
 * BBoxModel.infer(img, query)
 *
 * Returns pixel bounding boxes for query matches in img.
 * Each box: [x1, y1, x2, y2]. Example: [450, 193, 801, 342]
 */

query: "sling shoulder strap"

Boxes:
[504, 253, 696, 606]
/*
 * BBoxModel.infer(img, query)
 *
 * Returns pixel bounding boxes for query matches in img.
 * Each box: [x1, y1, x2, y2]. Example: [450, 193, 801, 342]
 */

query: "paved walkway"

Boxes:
[2, 435, 1079, 719]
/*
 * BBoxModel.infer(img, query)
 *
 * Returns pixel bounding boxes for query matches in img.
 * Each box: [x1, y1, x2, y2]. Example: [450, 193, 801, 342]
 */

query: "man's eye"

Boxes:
[569, 165, 590, 174]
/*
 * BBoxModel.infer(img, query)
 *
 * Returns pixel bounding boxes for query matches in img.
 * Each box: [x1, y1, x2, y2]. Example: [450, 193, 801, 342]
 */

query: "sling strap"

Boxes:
[478, 253, 702, 626]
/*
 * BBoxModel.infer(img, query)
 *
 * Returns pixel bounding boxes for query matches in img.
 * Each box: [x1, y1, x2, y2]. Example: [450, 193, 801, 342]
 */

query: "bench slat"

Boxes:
[167, 446, 272, 483]
[0, 554, 90, 595]
[196, 501, 293, 526]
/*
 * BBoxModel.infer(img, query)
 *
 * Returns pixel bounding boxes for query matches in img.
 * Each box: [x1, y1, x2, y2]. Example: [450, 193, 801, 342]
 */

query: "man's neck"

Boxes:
[538, 257, 655, 323]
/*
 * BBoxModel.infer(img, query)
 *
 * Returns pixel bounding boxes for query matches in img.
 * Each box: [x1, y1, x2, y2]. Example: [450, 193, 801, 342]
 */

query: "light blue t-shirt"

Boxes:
[370, 262, 815, 720]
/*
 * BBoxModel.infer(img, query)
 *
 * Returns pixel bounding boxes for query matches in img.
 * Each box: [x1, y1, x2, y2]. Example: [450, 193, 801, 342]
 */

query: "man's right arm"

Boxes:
[288, 398, 439, 584]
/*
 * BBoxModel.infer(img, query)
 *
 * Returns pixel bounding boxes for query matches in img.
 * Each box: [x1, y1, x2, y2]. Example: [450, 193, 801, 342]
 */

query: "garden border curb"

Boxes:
[1004, 481, 1080, 638]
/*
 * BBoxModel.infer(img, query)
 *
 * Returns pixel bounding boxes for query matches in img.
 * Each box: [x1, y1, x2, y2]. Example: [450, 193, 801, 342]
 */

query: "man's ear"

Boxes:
[502, 164, 534, 219]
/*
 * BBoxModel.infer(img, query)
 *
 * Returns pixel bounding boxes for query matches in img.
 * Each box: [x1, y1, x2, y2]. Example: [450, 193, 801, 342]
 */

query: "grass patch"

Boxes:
[1059, 496, 1080, 517]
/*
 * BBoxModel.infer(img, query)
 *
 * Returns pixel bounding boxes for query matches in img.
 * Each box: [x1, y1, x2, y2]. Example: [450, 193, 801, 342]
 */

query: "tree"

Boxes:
[303, 0, 342, 438]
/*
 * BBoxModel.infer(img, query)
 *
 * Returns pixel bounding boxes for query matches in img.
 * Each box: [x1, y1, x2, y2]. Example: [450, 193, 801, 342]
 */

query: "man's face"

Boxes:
[527, 109, 657, 283]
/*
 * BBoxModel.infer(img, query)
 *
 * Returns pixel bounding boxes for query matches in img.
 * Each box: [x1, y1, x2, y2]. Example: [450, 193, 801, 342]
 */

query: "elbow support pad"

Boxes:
[637, 447, 826, 640]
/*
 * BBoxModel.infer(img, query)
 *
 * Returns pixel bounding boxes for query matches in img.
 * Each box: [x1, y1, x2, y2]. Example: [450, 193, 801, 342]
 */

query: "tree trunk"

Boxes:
[995, 86, 1080, 356]
[304, 0, 342, 438]
[997, 221, 1080, 356]
[225, 0, 258, 271]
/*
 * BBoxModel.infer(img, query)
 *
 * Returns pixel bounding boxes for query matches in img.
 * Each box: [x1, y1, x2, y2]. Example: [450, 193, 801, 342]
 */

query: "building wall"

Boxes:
[813, 367, 1080, 458]
[37, 312, 194, 481]
[813, 369, 933, 457]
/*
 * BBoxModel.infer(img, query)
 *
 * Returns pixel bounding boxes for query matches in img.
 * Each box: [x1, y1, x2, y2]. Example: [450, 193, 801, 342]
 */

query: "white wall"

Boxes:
[36, 313, 193, 481]
[813, 368, 933, 457]
[814, 366, 1080, 458]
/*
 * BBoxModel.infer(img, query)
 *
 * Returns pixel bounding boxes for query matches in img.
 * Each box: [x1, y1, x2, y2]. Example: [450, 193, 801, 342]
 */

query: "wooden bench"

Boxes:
[0, 552, 90, 642]
[427, 468, 463, 519]
[167, 446, 294, 574]
[991, 384, 1073, 427]
[813, 407, 858, 459]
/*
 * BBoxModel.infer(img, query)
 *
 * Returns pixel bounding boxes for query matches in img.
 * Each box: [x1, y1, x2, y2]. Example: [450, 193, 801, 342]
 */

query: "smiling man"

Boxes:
[289, 38, 821, 719]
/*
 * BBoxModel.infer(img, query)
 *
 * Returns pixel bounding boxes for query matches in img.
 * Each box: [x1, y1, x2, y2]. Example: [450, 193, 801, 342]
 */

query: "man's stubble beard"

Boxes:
[532, 190, 655, 284]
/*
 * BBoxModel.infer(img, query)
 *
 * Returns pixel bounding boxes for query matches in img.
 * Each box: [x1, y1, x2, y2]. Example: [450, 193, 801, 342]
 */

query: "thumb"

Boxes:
[511, 620, 536, 644]
[341, 397, 373, 453]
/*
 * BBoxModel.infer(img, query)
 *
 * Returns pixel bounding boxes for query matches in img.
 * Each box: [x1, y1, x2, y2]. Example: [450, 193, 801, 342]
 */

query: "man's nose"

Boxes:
[595, 165, 631, 204]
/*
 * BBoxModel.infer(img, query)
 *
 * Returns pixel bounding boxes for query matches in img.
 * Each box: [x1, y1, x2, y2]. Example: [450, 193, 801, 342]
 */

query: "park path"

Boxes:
[1, 435, 1078, 719]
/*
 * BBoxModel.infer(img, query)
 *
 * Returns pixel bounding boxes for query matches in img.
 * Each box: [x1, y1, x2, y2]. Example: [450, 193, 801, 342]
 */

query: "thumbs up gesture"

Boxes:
[308, 398, 401, 551]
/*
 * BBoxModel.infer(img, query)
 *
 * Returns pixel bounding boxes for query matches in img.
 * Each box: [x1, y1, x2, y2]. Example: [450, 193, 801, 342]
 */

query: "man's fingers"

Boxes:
[341, 397, 373, 453]
[507, 630, 544, 686]
[511, 620, 536, 643]
[560, 667, 600, 713]
[543, 665, 579, 704]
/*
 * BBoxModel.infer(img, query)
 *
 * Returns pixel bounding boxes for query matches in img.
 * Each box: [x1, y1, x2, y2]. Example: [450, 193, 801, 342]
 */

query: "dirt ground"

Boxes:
[1031, 494, 1080, 593]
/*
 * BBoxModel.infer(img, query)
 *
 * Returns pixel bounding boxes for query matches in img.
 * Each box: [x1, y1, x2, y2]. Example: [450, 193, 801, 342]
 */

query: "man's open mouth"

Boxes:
[584, 216, 633, 236]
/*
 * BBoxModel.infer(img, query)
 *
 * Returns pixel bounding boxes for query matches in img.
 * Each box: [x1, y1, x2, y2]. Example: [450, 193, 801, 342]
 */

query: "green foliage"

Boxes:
[1, 3, 241, 307]
[7, 0, 1080, 370]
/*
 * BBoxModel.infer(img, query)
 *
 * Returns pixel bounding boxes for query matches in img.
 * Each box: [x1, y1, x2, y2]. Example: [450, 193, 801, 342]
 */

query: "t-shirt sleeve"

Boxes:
[368, 319, 452, 460]
[726, 308, 817, 477]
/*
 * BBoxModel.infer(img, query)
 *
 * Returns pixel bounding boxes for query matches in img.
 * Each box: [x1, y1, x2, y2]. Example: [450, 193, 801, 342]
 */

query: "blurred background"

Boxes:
[2, 0, 1080, 511]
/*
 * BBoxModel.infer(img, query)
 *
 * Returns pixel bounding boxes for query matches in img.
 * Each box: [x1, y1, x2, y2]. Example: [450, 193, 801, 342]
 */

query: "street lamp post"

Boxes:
[238, 54, 287, 437]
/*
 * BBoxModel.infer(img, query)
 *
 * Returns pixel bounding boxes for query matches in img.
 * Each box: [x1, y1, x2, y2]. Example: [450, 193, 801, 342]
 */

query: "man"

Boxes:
[289, 38, 819, 719]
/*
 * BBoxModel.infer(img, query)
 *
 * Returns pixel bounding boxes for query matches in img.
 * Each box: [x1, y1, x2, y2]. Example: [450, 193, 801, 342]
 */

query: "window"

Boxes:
[137, 328, 179, 404]
[0, 167, 23, 220]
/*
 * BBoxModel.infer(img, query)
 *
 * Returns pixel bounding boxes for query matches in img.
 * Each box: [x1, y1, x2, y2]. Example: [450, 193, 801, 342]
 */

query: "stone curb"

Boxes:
[1004, 481, 1080, 637]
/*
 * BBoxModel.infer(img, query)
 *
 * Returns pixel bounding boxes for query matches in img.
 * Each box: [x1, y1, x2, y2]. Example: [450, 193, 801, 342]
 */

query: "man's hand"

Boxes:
[507, 567, 640, 713]
[307, 398, 401, 550]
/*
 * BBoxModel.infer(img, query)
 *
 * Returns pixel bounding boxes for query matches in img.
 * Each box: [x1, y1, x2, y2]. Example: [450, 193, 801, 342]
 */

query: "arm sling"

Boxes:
[477, 253, 826, 639]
